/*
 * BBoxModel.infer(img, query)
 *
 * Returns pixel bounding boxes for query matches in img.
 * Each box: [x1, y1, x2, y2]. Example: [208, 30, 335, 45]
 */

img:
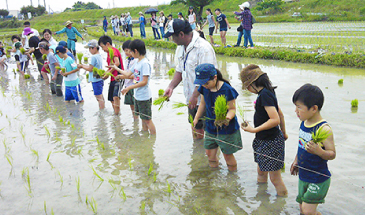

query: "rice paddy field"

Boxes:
[0, 40, 364, 214]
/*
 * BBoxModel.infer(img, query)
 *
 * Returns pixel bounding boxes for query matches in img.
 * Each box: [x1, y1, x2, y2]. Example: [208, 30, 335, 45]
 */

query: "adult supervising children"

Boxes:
[163, 19, 217, 139]
[291, 84, 336, 215]
[215, 8, 231, 47]
[98, 35, 124, 115]
[193, 64, 242, 171]
[78, 39, 105, 109]
[54, 20, 84, 56]
[234, 2, 254, 48]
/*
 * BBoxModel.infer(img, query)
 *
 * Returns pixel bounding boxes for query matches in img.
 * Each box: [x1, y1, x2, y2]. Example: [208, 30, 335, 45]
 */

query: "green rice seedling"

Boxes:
[92, 67, 98, 76]
[20, 125, 25, 142]
[153, 96, 169, 110]
[71, 136, 76, 147]
[351, 99, 358, 108]
[310, 126, 332, 148]
[42, 54, 47, 60]
[90, 166, 104, 182]
[338, 79, 343, 85]
[44, 201, 47, 215]
[214, 95, 228, 121]
[51, 208, 54, 215]
[188, 114, 194, 128]
[105, 72, 116, 78]
[147, 162, 153, 176]
[119, 187, 127, 200]
[165, 180, 171, 193]
[86, 73, 89, 80]
[172, 102, 188, 109]
[84, 57, 88, 62]
[55, 66, 61, 70]
[153, 172, 157, 182]
[237, 105, 248, 127]
[76, 53, 83, 64]
[47, 151, 52, 162]
[5, 154, 13, 167]
[167, 68, 175, 76]
[127, 156, 133, 170]
[30, 148, 39, 163]
[75, 176, 80, 193]
[77, 146, 83, 156]
[194, 206, 202, 215]
[16, 68, 19, 72]
[25, 92, 32, 100]
[58, 115, 63, 123]
[97, 69, 106, 77]
[57, 170, 63, 189]
[108, 48, 114, 64]
[158, 89, 164, 96]
[24, 74, 30, 79]
[85, 195, 89, 206]
[20, 47, 26, 54]
[89, 197, 97, 214]
[44, 125, 50, 139]
[140, 201, 146, 211]
[24, 168, 32, 196]
[176, 112, 184, 115]
[108, 178, 118, 191]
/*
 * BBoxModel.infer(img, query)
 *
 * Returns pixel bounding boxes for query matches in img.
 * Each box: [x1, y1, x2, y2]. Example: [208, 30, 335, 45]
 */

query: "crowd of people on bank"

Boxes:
[101, 2, 255, 48]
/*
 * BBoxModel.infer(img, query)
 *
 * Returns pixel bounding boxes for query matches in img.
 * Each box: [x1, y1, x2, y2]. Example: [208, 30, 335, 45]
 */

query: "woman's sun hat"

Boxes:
[23, 27, 34, 36]
[239, 2, 250, 10]
[240, 64, 265, 89]
[65, 20, 73, 26]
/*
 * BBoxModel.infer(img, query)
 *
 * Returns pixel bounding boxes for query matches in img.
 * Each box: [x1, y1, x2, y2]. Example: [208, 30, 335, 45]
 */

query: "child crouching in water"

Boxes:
[193, 63, 242, 171]
[291, 84, 335, 215]
[108, 39, 156, 134]
[55, 46, 83, 103]
[240, 64, 288, 196]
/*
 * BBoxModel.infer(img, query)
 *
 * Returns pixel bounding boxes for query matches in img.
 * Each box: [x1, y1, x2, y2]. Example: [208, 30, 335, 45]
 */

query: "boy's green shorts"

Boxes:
[204, 130, 242, 155]
[124, 90, 135, 105]
[296, 178, 331, 204]
[134, 98, 152, 120]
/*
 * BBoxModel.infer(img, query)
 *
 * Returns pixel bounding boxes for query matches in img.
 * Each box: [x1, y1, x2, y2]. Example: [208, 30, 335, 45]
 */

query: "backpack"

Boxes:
[143, 17, 147, 25]
[251, 15, 256, 24]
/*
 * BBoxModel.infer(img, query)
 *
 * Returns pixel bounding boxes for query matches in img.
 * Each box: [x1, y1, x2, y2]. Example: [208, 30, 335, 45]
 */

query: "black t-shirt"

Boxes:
[254, 88, 280, 140]
[28, 36, 42, 59]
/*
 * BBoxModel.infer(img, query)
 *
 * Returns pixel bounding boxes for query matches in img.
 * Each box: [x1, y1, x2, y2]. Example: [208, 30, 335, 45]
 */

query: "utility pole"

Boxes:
[44, 0, 46, 9]
[6, 0, 9, 11]
[30, 0, 33, 6]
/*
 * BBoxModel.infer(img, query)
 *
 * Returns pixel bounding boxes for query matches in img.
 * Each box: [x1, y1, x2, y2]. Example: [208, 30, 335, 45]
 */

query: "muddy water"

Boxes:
[0, 43, 364, 214]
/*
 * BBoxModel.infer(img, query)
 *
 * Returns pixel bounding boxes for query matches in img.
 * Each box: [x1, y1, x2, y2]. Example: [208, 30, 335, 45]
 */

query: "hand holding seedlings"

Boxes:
[241, 122, 256, 133]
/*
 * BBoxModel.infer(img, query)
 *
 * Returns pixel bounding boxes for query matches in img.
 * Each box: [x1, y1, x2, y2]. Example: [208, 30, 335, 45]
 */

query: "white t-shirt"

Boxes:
[188, 13, 195, 24]
[159, 16, 165, 27]
[130, 58, 151, 101]
[22, 28, 39, 49]
[125, 57, 137, 87]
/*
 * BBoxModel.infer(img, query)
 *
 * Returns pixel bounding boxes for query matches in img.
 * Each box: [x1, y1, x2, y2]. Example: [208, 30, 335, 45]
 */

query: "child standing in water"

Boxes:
[240, 64, 288, 196]
[291, 84, 335, 215]
[193, 63, 242, 171]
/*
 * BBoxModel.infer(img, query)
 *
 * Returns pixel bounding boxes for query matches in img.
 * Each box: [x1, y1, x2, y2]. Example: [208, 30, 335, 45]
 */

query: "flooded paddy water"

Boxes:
[0, 43, 364, 214]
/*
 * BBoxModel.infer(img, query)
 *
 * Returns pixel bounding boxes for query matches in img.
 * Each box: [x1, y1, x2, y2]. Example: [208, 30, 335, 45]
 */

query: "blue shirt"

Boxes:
[103, 19, 108, 27]
[298, 120, 331, 183]
[198, 82, 239, 135]
[216, 13, 227, 29]
[131, 58, 151, 101]
[89, 54, 103, 83]
[139, 16, 145, 25]
[61, 57, 80, 87]
[56, 27, 83, 40]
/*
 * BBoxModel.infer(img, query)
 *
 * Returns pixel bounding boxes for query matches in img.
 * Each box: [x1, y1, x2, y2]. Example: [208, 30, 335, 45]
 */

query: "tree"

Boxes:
[170, 0, 214, 22]
[64, 1, 102, 12]
[0, 9, 9, 17]
[20, 6, 46, 18]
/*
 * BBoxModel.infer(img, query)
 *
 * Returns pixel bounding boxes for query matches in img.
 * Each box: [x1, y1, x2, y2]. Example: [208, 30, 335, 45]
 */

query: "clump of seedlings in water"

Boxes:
[22, 167, 32, 196]
[338, 79, 343, 85]
[310, 126, 332, 148]
[119, 187, 127, 200]
[88, 197, 97, 214]
[127, 156, 133, 170]
[165, 180, 172, 193]
[214, 95, 228, 127]
[351, 99, 358, 108]
[167, 68, 175, 76]
[153, 96, 169, 110]
[75, 176, 80, 193]
[84, 57, 88, 62]
[90, 165, 104, 182]
[30, 148, 39, 163]
[77, 53, 83, 64]
[24, 74, 30, 79]
[153, 172, 157, 182]
[158, 89, 164, 96]
[147, 162, 153, 176]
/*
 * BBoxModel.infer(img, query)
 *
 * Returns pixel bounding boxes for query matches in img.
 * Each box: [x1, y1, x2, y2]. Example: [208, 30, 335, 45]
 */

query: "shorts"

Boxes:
[65, 84, 83, 102]
[220, 27, 228, 32]
[204, 130, 242, 155]
[209, 27, 215, 36]
[108, 81, 122, 102]
[124, 89, 135, 105]
[188, 106, 205, 130]
[190, 23, 196, 30]
[15, 55, 20, 62]
[92, 80, 104, 96]
[253, 132, 285, 172]
[296, 178, 331, 204]
[135, 98, 152, 120]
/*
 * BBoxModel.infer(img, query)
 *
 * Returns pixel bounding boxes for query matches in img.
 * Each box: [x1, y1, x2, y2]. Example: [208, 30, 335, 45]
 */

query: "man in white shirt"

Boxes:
[164, 19, 217, 139]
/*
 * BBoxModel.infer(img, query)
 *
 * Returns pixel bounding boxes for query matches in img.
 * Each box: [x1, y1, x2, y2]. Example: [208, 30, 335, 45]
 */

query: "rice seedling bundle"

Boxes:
[76, 53, 83, 64]
[97, 69, 106, 77]
[167, 68, 175, 76]
[214, 95, 228, 121]
[153, 96, 169, 110]
[92, 67, 98, 75]
[24, 74, 30, 79]
[86, 73, 89, 80]
[237, 105, 248, 127]
[20, 48, 26, 54]
[351, 99, 358, 108]
[338, 79, 343, 84]
[105, 72, 115, 78]
[310, 126, 332, 148]
[55, 66, 61, 70]
[42, 54, 47, 60]
[158, 89, 164, 96]
[108, 48, 114, 64]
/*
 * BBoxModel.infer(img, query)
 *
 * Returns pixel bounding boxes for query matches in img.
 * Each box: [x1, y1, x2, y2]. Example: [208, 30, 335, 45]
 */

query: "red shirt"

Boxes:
[107, 47, 124, 82]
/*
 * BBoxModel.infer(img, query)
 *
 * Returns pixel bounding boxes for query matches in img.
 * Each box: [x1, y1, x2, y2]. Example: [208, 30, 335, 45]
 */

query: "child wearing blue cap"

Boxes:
[55, 45, 84, 103]
[193, 63, 242, 171]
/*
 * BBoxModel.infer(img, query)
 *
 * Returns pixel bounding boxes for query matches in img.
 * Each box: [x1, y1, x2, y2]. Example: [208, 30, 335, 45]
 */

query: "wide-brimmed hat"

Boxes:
[23, 27, 34, 36]
[239, 2, 250, 10]
[65, 20, 73, 26]
[84, 39, 98, 48]
[240, 64, 265, 89]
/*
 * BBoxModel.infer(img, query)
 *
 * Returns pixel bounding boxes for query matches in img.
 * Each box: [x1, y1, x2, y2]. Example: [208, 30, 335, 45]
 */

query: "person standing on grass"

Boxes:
[159, 11, 166, 39]
[188, 6, 196, 30]
[54, 20, 84, 56]
[240, 64, 288, 196]
[114, 15, 120, 36]
[126, 12, 133, 37]
[234, 2, 254, 48]
[139, 12, 146, 39]
[202, 8, 216, 45]
[78, 39, 105, 109]
[120, 14, 126, 36]
[103, 16, 108, 33]
[110, 39, 156, 134]
[177, 12, 184, 21]
[215, 8, 231, 48]
[163, 19, 217, 139]
[150, 12, 161, 40]
[111, 16, 116, 35]
[98, 35, 124, 115]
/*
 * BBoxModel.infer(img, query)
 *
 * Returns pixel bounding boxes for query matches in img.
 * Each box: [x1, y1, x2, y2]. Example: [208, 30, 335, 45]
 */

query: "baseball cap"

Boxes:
[55, 45, 67, 54]
[84, 39, 98, 48]
[189, 6, 194, 9]
[164, 19, 192, 38]
[177, 12, 183, 16]
[58, 41, 67, 47]
[194, 64, 217, 85]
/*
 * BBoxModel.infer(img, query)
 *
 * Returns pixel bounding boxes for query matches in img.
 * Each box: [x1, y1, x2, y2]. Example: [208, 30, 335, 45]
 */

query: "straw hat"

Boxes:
[240, 64, 265, 89]
[65, 20, 73, 26]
